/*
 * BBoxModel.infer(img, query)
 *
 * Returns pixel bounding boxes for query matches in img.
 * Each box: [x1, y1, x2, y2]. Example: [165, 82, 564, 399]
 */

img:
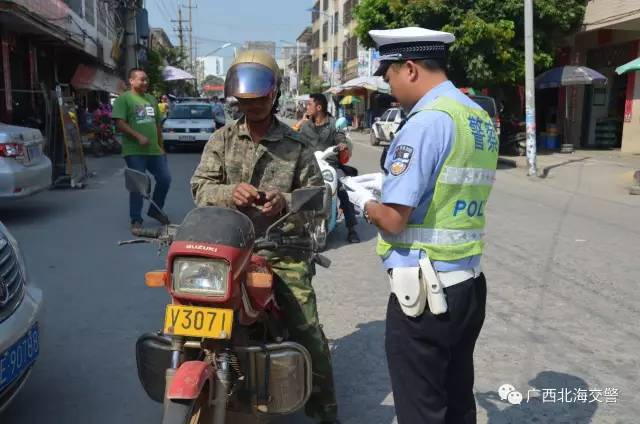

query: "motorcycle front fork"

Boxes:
[165, 337, 233, 424]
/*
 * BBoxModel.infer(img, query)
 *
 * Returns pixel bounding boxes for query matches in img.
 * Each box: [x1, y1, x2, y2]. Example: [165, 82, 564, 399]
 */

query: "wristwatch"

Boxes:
[363, 201, 374, 224]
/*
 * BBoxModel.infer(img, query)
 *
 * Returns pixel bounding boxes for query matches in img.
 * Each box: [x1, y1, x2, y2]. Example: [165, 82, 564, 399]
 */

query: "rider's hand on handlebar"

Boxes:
[261, 191, 286, 217]
[233, 183, 259, 207]
[337, 143, 349, 152]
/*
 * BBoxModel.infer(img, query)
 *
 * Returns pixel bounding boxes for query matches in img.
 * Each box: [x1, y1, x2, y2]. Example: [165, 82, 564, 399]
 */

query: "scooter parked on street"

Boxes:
[120, 168, 330, 424]
[313, 145, 340, 250]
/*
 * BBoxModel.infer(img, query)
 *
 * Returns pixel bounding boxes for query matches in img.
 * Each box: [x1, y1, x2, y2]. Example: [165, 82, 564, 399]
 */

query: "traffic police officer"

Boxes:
[344, 27, 498, 423]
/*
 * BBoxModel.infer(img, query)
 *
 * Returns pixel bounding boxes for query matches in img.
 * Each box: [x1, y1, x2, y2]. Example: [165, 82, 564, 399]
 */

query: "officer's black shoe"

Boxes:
[347, 228, 360, 243]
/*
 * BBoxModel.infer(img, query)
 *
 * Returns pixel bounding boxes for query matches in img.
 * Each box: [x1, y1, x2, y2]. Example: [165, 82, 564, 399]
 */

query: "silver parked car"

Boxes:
[0, 124, 52, 199]
[0, 222, 42, 412]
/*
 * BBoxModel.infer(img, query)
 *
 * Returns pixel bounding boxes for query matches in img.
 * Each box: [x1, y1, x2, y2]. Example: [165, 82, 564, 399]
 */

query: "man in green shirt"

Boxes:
[112, 68, 172, 233]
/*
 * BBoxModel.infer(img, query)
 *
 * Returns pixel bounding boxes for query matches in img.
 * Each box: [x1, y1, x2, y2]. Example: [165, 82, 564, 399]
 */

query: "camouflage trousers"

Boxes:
[270, 257, 338, 422]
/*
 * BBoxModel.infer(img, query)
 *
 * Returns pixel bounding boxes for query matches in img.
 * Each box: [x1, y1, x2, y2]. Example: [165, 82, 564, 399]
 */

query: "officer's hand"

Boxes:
[233, 183, 259, 207]
[342, 179, 376, 210]
[137, 134, 150, 146]
[261, 191, 286, 217]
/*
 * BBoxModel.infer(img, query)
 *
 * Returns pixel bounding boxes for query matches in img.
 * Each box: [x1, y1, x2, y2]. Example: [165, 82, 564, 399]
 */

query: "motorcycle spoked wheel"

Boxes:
[107, 136, 122, 154]
[161, 387, 214, 424]
[91, 139, 105, 157]
[162, 390, 266, 424]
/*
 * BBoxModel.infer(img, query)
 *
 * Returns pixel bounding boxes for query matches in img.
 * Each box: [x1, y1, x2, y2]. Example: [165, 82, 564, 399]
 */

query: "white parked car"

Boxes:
[370, 107, 406, 146]
[0, 124, 52, 199]
[0, 222, 42, 412]
[162, 102, 217, 151]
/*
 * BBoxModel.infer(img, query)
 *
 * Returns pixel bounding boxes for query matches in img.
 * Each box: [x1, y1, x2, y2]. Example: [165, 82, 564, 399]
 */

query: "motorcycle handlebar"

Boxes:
[254, 235, 313, 251]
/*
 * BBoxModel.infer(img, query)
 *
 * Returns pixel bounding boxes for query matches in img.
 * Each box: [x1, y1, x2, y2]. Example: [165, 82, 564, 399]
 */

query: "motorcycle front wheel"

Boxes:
[162, 389, 213, 424]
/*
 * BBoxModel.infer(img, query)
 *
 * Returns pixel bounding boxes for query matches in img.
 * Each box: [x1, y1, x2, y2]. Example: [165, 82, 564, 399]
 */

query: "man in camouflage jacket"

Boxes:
[190, 50, 339, 424]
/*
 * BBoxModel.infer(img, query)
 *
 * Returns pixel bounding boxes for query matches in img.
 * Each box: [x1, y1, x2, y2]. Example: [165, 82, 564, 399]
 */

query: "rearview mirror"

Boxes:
[125, 168, 151, 198]
[291, 186, 326, 214]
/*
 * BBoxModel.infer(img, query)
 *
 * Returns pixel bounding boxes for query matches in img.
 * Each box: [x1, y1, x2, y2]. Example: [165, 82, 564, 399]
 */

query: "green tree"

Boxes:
[355, 0, 587, 88]
[203, 75, 225, 85]
[146, 46, 190, 98]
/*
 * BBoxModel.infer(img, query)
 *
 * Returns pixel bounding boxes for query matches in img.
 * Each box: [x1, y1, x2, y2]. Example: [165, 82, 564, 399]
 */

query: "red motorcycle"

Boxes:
[121, 169, 330, 424]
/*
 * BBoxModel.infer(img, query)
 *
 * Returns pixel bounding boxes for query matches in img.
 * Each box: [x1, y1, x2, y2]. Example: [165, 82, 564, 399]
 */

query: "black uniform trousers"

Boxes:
[385, 273, 487, 424]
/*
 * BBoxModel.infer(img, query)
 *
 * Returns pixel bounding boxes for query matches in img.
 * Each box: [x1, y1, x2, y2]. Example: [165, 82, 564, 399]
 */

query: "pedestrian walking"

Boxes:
[342, 27, 499, 423]
[112, 68, 172, 234]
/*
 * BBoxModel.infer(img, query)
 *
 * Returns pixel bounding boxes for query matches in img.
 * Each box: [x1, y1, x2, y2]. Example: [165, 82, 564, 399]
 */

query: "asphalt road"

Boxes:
[1, 124, 639, 423]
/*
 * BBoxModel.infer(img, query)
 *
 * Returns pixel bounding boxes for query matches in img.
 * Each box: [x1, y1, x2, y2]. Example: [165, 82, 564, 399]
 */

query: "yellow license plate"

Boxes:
[164, 305, 233, 339]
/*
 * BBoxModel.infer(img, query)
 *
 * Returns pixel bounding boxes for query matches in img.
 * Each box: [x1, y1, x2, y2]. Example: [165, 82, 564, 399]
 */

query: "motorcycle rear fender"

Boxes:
[166, 361, 214, 400]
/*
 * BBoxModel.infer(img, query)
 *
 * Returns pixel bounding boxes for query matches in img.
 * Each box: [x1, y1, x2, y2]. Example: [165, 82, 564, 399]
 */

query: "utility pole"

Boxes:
[184, 0, 197, 72]
[172, 7, 187, 65]
[125, 2, 138, 73]
[524, 0, 538, 176]
[296, 42, 300, 97]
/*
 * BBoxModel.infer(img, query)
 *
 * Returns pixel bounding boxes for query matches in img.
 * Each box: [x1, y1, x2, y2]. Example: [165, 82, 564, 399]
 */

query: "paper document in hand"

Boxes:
[342, 174, 382, 200]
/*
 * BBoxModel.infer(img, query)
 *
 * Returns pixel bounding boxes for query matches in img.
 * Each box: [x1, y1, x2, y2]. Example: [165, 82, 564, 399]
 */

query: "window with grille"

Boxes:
[334, 12, 339, 34]
[344, 1, 352, 25]
[323, 0, 328, 11]
[84, 0, 95, 26]
[323, 22, 328, 42]
[344, 36, 358, 61]
[64, 0, 82, 16]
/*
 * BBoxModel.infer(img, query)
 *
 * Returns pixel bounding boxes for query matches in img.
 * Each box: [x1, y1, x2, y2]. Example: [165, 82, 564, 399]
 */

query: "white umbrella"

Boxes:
[162, 65, 195, 81]
[340, 76, 390, 94]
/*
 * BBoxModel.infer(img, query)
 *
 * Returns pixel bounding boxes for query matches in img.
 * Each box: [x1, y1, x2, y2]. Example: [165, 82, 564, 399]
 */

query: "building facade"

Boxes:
[149, 27, 173, 51]
[557, 0, 640, 153]
[243, 41, 276, 57]
[0, 0, 140, 125]
[309, 0, 367, 87]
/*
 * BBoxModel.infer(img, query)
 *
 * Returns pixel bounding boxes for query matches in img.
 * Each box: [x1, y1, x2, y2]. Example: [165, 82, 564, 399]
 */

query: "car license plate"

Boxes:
[164, 305, 233, 339]
[178, 135, 196, 141]
[0, 324, 39, 392]
[27, 145, 41, 160]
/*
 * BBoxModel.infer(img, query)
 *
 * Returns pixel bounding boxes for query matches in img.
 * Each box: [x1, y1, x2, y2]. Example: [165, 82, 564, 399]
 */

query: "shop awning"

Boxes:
[71, 64, 126, 94]
[340, 76, 390, 94]
[616, 57, 640, 75]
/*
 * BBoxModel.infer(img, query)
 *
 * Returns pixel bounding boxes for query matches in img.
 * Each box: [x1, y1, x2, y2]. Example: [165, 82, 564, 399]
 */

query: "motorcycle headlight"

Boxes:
[322, 169, 334, 182]
[172, 258, 229, 297]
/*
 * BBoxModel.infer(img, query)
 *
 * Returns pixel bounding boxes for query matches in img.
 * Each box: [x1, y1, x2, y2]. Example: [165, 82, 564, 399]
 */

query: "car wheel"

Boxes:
[369, 131, 380, 146]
